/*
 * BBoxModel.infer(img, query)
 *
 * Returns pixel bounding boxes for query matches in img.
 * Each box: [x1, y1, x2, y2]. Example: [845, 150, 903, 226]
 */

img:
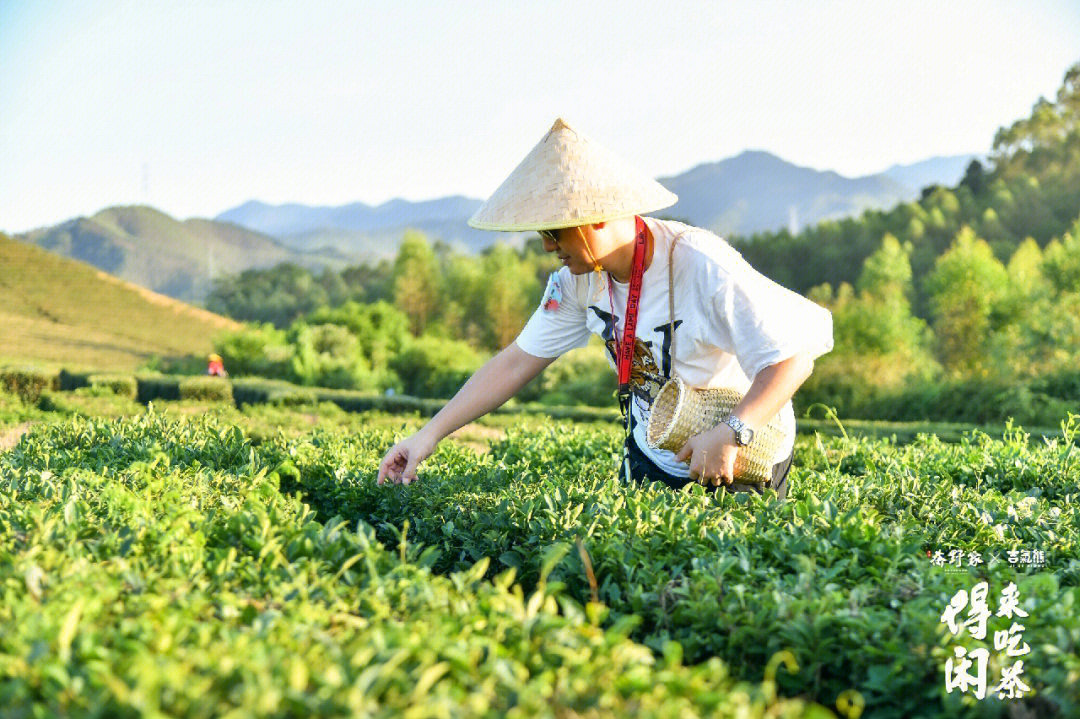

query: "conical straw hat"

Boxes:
[468, 118, 678, 231]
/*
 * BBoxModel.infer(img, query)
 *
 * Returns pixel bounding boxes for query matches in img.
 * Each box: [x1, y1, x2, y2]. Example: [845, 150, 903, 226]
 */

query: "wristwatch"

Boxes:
[724, 414, 755, 447]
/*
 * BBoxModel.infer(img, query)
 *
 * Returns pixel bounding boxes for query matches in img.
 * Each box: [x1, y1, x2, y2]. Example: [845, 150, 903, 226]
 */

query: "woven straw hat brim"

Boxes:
[468, 118, 678, 232]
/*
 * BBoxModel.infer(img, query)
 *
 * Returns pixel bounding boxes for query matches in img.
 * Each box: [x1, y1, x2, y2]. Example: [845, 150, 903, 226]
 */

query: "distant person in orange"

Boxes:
[206, 353, 228, 377]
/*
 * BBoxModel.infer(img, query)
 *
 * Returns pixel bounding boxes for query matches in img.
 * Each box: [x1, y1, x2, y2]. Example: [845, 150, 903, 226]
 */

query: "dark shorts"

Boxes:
[622, 435, 792, 501]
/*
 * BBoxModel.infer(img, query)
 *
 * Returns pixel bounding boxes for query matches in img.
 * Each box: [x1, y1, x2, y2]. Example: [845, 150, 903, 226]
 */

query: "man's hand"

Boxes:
[377, 432, 437, 486]
[674, 423, 739, 486]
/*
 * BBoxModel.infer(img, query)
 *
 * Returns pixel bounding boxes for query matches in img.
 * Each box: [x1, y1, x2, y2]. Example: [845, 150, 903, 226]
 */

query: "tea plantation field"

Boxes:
[1, 392, 1077, 718]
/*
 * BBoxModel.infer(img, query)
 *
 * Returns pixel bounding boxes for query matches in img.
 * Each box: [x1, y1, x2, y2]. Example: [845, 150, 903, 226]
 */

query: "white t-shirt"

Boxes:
[514, 216, 834, 475]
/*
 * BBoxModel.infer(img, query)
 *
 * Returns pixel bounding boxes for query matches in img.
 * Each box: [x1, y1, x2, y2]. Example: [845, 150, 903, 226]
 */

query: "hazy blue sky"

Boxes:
[2, 0, 1079, 233]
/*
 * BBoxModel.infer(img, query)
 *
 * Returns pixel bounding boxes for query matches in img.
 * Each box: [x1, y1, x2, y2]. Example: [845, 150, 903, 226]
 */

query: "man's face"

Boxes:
[539, 226, 596, 274]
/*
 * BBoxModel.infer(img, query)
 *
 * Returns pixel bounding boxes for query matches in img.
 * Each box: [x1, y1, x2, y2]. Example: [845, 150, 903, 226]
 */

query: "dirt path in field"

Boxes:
[0, 422, 34, 451]
[447, 423, 506, 453]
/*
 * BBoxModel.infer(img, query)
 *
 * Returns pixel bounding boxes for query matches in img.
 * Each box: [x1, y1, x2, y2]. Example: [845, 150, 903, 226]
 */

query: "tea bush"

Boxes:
[35, 388, 141, 419]
[57, 369, 92, 392]
[135, 374, 181, 403]
[796, 368, 1080, 427]
[87, 373, 137, 399]
[0, 367, 59, 404]
[178, 376, 234, 403]
[268, 415, 1080, 718]
[3, 403, 1077, 717]
[0, 411, 829, 719]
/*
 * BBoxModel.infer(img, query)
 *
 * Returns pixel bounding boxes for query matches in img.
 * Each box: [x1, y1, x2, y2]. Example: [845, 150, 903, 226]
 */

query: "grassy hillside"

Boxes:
[14, 205, 350, 302]
[0, 232, 240, 371]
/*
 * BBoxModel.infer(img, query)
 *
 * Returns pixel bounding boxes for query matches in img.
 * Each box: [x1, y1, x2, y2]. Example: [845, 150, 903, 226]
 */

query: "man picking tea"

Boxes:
[378, 118, 833, 499]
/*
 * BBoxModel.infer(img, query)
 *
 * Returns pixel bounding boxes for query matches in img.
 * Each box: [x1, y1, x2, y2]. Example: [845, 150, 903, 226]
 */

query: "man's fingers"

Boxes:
[377, 455, 391, 485]
[401, 450, 421, 486]
[377, 447, 404, 486]
[688, 456, 704, 484]
[674, 442, 692, 464]
[722, 456, 736, 485]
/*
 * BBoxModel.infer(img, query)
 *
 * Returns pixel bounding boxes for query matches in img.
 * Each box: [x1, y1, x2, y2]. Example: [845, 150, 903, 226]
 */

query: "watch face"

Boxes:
[739, 428, 753, 445]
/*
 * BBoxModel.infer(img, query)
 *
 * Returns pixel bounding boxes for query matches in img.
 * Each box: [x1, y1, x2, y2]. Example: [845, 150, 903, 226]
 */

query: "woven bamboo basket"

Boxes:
[645, 377, 790, 484]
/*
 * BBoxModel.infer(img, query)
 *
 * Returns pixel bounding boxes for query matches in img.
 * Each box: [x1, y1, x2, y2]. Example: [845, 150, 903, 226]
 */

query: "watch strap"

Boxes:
[725, 414, 754, 446]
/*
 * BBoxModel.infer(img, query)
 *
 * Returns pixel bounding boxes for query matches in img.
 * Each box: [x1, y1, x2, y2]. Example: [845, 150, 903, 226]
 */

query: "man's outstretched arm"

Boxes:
[377, 342, 555, 485]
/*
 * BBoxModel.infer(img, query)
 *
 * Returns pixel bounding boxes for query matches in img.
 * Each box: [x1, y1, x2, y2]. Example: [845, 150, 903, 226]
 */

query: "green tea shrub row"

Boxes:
[313, 388, 446, 416]
[796, 368, 1080, 426]
[0, 368, 59, 404]
[38, 362, 1079, 434]
[233, 378, 319, 406]
[57, 369, 92, 392]
[0, 389, 46, 426]
[134, 374, 233, 404]
[265, 416, 1080, 718]
[87, 373, 137, 399]
[797, 416, 1073, 445]
[178, 376, 233, 402]
[46, 370, 618, 425]
[35, 388, 142, 419]
[0, 412, 829, 719]
[135, 374, 181, 403]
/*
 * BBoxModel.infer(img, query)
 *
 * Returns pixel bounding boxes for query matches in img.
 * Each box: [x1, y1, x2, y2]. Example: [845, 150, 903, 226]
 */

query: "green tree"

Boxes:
[392, 231, 442, 335]
[1041, 215, 1080, 294]
[288, 322, 372, 390]
[856, 233, 912, 302]
[479, 243, 542, 349]
[340, 259, 394, 303]
[1006, 238, 1049, 299]
[923, 227, 1009, 377]
[206, 263, 328, 327]
[306, 300, 410, 370]
[959, 158, 987, 195]
[797, 236, 939, 415]
[438, 254, 485, 344]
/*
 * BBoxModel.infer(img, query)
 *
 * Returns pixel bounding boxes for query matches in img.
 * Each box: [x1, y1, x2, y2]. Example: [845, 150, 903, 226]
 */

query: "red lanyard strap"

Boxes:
[612, 216, 649, 408]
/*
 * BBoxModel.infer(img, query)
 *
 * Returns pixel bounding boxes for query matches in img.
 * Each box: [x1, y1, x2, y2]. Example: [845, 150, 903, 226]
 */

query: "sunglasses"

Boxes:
[538, 229, 560, 244]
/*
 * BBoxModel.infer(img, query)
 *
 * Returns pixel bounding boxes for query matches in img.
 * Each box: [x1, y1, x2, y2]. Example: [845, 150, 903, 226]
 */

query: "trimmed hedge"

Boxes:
[232, 378, 318, 407]
[88, 373, 138, 399]
[314, 388, 445, 416]
[136, 375, 180, 403]
[0, 367, 59, 404]
[58, 368, 92, 391]
[178, 376, 233, 403]
[47, 365, 1080, 432]
[796, 369, 1080, 427]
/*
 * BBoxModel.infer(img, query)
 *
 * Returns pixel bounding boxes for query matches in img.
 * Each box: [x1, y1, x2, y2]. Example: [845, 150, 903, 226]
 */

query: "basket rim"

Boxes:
[646, 376, 686, 449]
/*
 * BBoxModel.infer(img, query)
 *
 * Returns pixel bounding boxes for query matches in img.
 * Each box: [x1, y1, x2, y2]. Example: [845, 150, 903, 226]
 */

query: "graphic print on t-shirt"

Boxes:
[514, 216, 829, 472]
[588, 305, 682, 414]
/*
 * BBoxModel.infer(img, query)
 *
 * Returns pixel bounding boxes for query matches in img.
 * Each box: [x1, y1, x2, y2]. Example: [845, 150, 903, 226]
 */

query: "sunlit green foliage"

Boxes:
[2, 395, 1078, 717]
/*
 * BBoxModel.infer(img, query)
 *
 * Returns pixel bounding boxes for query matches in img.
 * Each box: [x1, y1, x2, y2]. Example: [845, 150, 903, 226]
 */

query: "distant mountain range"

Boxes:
[658, 150, 909, 236]
[215, 196, 511, 258]
[14, 206, 349, 303]
[217, 150, 978, 250]
[664, 151, 978, 236]
[880, 155, 978, 196]
[12, 149, 978, 303]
